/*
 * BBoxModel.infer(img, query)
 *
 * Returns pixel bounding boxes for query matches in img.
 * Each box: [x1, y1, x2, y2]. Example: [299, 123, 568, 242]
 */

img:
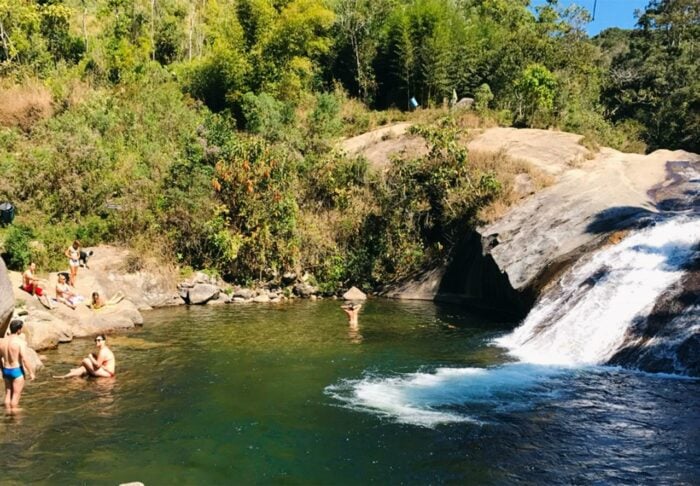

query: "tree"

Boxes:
[514, 63, 557, 127]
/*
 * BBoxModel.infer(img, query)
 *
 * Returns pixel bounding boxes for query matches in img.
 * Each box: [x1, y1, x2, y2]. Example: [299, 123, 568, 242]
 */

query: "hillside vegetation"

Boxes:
[0, 0, 697, 292]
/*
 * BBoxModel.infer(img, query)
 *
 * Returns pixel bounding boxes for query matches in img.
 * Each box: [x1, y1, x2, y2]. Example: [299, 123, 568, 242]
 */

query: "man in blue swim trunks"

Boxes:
[0, 320, 35, 410]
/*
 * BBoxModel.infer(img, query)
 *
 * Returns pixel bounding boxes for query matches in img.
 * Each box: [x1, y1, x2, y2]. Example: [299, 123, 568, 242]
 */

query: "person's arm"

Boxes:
[19, 343, 35, 380]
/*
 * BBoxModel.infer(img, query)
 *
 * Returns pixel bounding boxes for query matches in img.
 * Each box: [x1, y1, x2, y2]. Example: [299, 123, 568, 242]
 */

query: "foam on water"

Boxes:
[325, 363, 567, 427]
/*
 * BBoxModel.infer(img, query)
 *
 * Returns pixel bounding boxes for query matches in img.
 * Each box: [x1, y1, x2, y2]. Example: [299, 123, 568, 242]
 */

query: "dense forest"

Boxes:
[0, 0, 697, 291]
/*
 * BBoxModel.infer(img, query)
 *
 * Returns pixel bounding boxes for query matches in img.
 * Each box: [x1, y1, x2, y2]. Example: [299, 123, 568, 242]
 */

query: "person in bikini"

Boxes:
[89, 291, 125, 310]
[56, 334, 116, 379]
[55, 273, 80, 309]
[64, 240, 81, 286]
[0, 320, 35, 410]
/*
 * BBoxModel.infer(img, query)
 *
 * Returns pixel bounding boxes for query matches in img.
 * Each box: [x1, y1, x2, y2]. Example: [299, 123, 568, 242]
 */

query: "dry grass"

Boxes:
[0, 80, 53, 131]
[472, 149, 555, 223]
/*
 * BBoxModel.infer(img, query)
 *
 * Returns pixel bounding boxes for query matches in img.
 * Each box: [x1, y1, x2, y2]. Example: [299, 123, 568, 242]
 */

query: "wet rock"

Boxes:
[252, 294, 271, 303]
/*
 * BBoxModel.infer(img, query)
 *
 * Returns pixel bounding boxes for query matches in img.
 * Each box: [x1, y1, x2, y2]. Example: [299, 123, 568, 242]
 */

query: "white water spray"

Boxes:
[495, 217, 700, 366]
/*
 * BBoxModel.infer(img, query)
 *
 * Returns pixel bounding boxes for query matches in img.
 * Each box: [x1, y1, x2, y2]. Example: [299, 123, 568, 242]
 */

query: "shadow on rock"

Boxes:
[585, 206, 658, 234]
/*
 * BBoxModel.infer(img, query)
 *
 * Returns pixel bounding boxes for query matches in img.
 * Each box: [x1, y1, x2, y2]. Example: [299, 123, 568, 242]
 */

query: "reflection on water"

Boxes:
[0, 300, 697, 484]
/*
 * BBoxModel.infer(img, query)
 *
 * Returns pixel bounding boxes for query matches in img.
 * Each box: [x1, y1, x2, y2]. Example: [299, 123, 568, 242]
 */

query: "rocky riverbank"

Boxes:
[2, 244, 361, 358]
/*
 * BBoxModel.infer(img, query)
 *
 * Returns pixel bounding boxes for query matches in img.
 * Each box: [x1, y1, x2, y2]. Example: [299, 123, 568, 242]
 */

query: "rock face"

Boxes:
[342, 286, 367, 301]
[0, 257, 13, 335]
[385, 128, 700, 320]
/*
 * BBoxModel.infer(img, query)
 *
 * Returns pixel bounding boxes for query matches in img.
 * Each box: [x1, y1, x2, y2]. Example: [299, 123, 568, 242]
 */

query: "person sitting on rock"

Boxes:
[22, 263, 53, 309]
[55, 334, 115, 379]
[89, 291, 125, 310]
[55, 273, 84, 309]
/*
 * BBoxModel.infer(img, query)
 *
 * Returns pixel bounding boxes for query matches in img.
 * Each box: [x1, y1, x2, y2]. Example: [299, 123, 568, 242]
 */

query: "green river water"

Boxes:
[1, 300, 698, 485]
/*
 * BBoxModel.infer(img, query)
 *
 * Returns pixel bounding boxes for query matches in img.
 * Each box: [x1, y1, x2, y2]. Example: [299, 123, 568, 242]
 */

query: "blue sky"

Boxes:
[530, 0, 651, 36]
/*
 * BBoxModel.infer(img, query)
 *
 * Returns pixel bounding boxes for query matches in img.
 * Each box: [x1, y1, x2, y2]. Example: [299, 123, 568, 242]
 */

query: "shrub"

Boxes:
[2, 224, 34, 270]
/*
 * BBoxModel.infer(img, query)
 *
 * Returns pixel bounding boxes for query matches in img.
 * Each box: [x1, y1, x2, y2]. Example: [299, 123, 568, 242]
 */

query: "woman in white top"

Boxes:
[64, 240, 81, 286]
[55, 273, 82, 309]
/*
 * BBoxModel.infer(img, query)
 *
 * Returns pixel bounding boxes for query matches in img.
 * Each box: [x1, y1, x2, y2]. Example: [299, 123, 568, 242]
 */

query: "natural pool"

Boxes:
[1, 300, 698, 484]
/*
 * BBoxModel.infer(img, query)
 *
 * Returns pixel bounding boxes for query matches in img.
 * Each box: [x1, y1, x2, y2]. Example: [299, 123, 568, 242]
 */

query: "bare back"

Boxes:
[0, 335, 25, 369]
[97, 346, 116, 375]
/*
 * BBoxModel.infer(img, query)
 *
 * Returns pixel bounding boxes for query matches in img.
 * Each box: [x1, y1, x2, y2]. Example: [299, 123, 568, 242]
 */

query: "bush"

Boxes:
[2, 225, 34, 270]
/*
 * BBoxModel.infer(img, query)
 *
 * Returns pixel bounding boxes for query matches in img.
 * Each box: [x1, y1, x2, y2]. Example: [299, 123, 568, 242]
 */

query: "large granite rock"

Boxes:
[0, 257, 13, 335]
[187, 283, 220, 304]
[384, 128, 700, 319]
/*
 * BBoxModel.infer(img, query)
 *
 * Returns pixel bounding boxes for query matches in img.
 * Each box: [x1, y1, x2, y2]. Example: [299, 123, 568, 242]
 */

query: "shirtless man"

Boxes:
[22, 263, 43, 296]
[341, 302, 362, 326]
[56, 334, 115, 378]
[0, 320, 35, 410]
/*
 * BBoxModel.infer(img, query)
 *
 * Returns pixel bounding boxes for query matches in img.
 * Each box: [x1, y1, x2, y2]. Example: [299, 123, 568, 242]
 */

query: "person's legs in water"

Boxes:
[10, 375, 25, 409]
[3, 377, 11, 408]
[55, 365, 87, 379]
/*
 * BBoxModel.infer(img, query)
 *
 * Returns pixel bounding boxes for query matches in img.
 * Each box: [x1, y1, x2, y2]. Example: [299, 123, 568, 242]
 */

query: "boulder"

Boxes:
[281, 272, 297, 285]
[342, 286, 367, 301]
[293, 282, 317, 298]
[233, 288, 256, 299]
[187, 284, 220, 305]
[23, 310, 74, 349]
[209, 293, 231, 305]
[454, 97, 474, 109]
[0, 257, 13, 335]
[252, 294, 271, 303]
[384, 128, 700, 319]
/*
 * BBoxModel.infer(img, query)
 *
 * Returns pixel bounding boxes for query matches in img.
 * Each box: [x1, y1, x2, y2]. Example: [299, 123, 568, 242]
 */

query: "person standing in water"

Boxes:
[0, 320, 35, 410]
[64, 240, 81, 286]
[57, 334, 115, 378]
[341, 303, 362, 326]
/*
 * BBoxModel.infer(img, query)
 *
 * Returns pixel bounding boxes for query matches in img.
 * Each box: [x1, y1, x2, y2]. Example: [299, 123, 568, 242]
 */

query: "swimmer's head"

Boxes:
[9, 320, 23, 334]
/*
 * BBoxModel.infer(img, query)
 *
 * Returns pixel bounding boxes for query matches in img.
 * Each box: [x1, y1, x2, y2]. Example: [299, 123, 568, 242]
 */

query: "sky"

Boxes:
[530, 0, 651, 36]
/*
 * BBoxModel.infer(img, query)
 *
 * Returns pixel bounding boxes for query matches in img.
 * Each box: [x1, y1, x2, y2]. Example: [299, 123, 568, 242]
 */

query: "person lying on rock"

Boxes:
[55, 334, 115, 379]
[89, 291, 125, 310]
[55, 273, 84, 309]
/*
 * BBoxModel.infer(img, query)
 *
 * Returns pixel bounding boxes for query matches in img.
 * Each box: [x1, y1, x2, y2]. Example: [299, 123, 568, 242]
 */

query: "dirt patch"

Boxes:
[0, 81, 53, 131]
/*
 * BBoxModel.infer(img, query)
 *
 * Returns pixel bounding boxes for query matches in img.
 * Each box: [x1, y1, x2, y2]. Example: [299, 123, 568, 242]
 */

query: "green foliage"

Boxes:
[212, 135, 301, 279]
[240, 91, 294, 141]
[2, 224, 34, 270]
[474, 84, 494, 113]
[348, 118, 502, 284]
[602, 0, 700, 152]
[514, 64, 557, 127]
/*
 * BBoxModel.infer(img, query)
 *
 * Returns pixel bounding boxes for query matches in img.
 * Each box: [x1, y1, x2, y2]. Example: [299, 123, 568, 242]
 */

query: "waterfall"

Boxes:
[495, 216, 699, 366]
[326, 216, 700, 426]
